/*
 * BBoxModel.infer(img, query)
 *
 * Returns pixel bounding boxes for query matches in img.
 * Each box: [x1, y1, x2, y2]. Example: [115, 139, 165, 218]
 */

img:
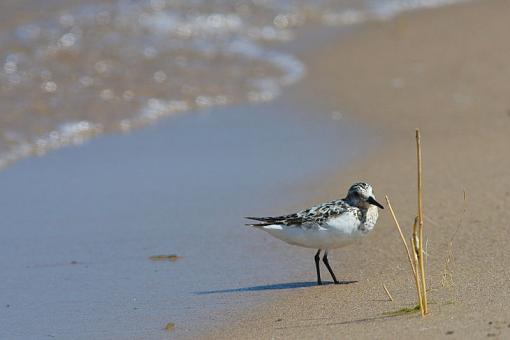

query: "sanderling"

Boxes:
[246, 182, 383, 285]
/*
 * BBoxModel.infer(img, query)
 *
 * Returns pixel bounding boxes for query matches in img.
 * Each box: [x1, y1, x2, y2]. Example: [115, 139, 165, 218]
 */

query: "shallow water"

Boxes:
[0, 90, 370, 339]
[0, 0, 467, 170]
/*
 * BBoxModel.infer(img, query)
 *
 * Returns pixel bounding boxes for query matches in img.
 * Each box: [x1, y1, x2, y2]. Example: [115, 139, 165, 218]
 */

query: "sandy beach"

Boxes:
[199, 0, 510, 338]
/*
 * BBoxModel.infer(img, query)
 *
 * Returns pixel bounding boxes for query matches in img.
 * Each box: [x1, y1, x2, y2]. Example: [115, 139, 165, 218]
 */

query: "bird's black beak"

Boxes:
[367, 197, 384, 209]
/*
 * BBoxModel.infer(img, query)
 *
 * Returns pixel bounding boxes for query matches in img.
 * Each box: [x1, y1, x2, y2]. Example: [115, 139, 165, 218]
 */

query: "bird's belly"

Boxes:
[262, 224, 363, 249]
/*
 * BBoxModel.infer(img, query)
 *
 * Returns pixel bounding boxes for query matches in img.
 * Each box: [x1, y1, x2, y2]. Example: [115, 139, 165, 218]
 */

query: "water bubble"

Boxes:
[274, 15, 289, 29]
[3, 62, 17, 74]
[36, 138, 48, 149]
[153, 70, 167, 83]
[58, 33, 77, 48]
[247, 90, 277, 102]
[41, 81, 57, 93]
[100, 89, 114, 100]
[196, 96, 213, 107]
[139, 98, 190, 121]
[78, 121, 91, 130]
[215, 95, 228, 105]
[207, 14, 223, 28]
[141, 98, 165, 119]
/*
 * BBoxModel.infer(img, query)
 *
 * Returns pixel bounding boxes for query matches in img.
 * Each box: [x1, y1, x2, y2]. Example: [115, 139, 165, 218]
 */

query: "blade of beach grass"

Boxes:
[411, 236, 424, 316]
[385, 196, 423, 311]
[383, 283, 394, 302]
[416, 129, 428, 315]
[411, 216, 426, 316]
[385, 196, 416, 276]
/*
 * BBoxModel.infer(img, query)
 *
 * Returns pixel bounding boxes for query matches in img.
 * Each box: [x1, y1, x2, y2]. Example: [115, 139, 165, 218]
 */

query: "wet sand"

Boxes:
[0, 84, 371, 338]
[199, 0, 510, 338]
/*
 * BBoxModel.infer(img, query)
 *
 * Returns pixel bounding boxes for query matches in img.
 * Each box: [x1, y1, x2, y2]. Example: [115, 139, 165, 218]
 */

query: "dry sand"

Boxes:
[199, 0, 510, 338]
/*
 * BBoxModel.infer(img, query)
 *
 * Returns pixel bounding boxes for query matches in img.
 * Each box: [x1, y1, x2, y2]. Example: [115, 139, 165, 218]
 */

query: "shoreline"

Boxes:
[0, 68, 370, 338]
[199, 0, 510, 338]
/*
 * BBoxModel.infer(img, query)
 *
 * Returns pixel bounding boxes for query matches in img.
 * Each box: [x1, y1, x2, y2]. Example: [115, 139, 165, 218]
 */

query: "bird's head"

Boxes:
[346, 182, 384, 210]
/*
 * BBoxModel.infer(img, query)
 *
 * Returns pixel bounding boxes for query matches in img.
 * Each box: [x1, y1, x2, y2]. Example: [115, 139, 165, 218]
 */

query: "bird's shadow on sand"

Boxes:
[195, 280, 357, 295]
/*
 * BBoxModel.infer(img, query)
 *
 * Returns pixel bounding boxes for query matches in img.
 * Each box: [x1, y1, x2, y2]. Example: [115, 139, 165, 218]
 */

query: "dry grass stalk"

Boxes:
[383, 283, 394, 301]
[411, 236, 424, 316]
[416, 129, 428, 315]
[385, 196, 416, 276]
[385, 130, 429, 317]
[385, 195, 423, 311]
[411, 217, 425, 315]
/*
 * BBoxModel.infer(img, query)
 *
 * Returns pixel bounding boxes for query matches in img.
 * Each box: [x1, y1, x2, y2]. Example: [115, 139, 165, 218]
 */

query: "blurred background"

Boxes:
[0, 0, 464, 169]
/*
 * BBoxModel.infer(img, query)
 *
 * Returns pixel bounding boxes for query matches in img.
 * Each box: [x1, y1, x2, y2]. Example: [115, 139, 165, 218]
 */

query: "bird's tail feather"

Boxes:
[244, 216, 275, 228]
[245, 216, 274, 222]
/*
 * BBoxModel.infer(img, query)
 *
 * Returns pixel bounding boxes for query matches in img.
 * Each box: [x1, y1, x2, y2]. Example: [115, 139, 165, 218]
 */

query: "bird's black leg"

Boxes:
[323, 250, 340, 284]
[315, 249, 322, 285]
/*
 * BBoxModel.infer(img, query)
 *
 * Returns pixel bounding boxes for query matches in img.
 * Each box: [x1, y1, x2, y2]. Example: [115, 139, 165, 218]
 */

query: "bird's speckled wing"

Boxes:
[245, 199, 360, 228]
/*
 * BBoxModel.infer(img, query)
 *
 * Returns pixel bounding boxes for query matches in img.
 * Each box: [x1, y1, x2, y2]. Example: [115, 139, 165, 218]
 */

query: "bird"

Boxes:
[245, 182, 383, 285]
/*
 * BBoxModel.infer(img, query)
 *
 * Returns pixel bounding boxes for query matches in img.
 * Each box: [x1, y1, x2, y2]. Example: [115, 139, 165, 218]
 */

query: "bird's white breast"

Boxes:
[326, 210, 361, 235]
[261, 210, 367, 249]
[360, 205, 379, 233]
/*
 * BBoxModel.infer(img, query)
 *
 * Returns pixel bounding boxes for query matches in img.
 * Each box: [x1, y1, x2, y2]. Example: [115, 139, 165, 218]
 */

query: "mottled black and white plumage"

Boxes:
[246, 199, 359, 228]
[245, 182, 383, 285]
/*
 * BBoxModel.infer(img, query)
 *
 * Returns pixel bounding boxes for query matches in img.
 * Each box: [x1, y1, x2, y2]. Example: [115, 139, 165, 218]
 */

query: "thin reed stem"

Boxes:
[411, 237, 424, 316]
[385, 196, 416, 276]
[383, 283, 394, 302]
[416, 129, 428, 314]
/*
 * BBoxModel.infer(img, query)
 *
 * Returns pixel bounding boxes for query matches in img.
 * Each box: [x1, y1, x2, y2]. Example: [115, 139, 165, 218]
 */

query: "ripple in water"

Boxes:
[0, 0, 467, 169]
